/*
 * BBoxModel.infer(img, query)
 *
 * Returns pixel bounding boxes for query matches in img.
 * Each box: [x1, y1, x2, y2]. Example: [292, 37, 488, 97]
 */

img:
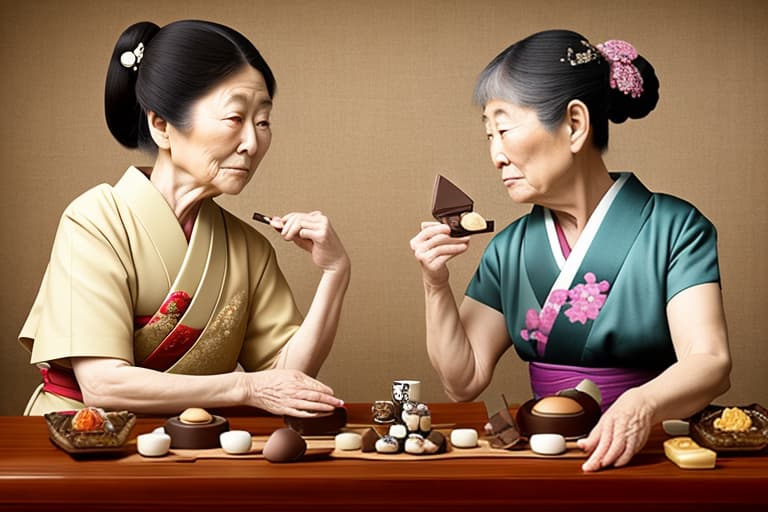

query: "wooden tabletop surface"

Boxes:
[1, 402, 766, 511]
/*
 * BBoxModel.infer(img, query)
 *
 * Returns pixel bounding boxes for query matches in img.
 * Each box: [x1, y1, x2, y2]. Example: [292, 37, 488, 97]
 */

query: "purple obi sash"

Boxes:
[529, 361, 658, 412]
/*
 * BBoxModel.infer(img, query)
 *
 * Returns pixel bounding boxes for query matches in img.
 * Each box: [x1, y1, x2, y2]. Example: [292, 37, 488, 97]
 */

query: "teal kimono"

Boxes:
[466, 173, 720, 374]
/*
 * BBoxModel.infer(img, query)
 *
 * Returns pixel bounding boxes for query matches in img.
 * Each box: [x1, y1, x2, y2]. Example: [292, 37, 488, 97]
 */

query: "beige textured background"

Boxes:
[1, 0, 766, 415]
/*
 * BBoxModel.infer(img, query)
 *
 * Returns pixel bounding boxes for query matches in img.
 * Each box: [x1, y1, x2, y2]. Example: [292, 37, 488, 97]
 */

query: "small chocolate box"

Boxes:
[431, 175, 494, 237]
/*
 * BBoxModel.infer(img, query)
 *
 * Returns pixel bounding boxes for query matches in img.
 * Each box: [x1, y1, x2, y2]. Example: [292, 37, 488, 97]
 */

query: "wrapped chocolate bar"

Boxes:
[432, 175, 494, 237]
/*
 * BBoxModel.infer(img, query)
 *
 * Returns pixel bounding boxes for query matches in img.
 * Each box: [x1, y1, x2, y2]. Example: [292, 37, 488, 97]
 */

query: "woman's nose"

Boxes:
[489, 136, 509, 168]
[238, 122, 258, 156]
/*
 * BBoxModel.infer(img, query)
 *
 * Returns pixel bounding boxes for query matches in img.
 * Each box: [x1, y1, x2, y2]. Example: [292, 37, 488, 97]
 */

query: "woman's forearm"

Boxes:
[277, 262, 350, 376]
[75, 360, 249, 414]
[636, 352, 731, 423]
[423, 281, 480, 401]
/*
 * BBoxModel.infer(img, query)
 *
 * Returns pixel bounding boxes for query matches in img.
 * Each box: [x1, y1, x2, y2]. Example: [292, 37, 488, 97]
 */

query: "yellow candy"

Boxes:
[713, 407, 752, 432]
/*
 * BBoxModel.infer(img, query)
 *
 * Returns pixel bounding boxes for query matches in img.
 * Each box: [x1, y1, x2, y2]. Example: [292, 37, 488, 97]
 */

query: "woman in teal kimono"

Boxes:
[20, 21, 349, 417]
[410, 30, 731, 471]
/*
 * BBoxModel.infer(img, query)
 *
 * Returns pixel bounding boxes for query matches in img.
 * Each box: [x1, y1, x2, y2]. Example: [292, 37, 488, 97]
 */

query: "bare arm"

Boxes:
[72, 358, 342, 416]
[268, 211, 351, 377]
[578, 282, 731, 471]
[412, 222, 511, 401]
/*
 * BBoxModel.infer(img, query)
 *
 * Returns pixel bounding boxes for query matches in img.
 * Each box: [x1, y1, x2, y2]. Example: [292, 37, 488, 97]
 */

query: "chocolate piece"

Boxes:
[251, 212, 272, 224]
[165, 414, 230, 449]
[423, 430, 446, 454]
[516, 390, 601, 440]
[360, 427, 380, 453]
[431, 175, 494, 237]
[487, 406, 521, 449]
[263, 428, 307, 463]
[284, 407, 347, 436]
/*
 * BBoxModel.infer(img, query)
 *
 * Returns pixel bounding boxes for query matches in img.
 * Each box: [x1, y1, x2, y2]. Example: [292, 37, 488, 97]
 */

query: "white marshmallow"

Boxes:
[137, 432, 171, 457]
[529, 433, 566, 455]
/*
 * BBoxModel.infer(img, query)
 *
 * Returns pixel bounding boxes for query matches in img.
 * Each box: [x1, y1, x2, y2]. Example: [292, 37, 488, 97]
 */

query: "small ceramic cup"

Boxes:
[137, 432, 171, 457]
[392, 380, 421, 404]
[219, 430, 253, 455]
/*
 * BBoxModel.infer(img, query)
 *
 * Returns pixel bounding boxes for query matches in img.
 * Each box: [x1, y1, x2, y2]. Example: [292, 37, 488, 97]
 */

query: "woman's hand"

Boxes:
[244, 368, 344, 417]
[577, 388, 654, 472]
[270, 211, 350, 273]
[409, 222, 470, 288]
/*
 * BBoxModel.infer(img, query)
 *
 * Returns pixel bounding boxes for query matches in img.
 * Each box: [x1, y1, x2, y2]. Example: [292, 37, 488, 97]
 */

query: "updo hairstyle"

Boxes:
[473, 29, 659, 151]
[105, 20, 276, 152]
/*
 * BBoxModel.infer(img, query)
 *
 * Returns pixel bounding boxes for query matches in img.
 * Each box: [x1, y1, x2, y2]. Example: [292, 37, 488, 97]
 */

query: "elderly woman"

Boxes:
[20, 20, 349, 418]
[410, 29, 731, 471]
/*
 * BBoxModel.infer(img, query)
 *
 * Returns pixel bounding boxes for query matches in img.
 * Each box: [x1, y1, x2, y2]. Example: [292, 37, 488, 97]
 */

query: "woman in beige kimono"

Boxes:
[20, 20, 350, 417]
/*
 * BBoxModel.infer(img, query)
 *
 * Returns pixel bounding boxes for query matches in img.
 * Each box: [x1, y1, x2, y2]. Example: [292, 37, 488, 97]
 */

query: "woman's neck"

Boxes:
[547, 153, 613, 248]
[149, 153, 213, 229]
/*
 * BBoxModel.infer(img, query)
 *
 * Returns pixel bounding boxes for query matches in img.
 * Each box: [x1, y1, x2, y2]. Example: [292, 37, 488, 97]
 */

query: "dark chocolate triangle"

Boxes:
[432, 174, 474, 217]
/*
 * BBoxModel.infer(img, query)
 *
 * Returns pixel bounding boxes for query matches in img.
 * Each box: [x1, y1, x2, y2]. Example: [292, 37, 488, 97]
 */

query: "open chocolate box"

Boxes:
[432, 175, 494, 237]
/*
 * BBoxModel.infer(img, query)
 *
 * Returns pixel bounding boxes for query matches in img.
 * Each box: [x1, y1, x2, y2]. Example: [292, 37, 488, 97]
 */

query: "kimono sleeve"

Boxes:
[239, 243, 303, 371]
[465, 238, 504, 312]
[666, 207, 720, 302]
[20, 195, 136, 366]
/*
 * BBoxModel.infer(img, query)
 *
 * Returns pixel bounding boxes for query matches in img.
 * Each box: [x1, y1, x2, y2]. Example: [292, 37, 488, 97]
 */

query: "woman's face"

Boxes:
[483, 99, 572, 204]
[164, 65, 273, 196]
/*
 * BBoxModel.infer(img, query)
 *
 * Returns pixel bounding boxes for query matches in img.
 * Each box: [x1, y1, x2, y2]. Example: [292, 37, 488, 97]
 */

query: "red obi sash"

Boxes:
[39, 364, 83, 402]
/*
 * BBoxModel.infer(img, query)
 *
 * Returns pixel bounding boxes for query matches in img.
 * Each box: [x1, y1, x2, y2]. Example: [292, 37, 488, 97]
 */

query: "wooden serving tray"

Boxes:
[121, 430, 586, 463]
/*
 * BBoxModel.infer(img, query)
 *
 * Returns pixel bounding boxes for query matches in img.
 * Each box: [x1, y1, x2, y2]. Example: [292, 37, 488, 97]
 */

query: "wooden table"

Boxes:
[1, 402, 766, 511]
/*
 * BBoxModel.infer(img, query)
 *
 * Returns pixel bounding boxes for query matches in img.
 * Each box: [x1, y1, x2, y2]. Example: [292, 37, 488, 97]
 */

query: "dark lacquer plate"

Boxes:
[689, 403, 768, 452]
[44, 410, 136, 456]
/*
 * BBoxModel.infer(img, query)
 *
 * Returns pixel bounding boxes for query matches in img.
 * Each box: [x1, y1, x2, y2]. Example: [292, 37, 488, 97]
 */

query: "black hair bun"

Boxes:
[608, 54, 659, 124]
[104, 21, 160, 148]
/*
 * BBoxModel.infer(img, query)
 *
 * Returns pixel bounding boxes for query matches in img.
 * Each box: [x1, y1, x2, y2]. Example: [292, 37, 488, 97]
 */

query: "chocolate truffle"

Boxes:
[263, 428, 307, 463]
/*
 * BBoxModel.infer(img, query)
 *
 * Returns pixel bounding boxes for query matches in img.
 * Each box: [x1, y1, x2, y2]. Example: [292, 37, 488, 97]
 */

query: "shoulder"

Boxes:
[648, 191, 717, 234]
[59, 182, 125, 231]
[218, 206, 276, 256]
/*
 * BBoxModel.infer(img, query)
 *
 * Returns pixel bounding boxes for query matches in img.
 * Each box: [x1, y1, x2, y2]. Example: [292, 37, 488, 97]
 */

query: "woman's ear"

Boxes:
[147, 111, 171, 150]
[565, 100, 590, 153]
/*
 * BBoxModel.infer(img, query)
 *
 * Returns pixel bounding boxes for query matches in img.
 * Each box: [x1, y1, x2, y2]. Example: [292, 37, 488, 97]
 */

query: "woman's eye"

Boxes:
[226, 116, 243, 124]
[257, 120, 271, 128]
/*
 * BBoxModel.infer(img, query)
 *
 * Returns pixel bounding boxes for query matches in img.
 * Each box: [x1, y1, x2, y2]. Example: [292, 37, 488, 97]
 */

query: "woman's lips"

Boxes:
[503, 176, 523, 186]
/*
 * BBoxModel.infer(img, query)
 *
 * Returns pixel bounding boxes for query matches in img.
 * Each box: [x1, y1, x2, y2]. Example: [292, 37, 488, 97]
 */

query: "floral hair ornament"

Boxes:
[595, 40, 644, 98]
[120, 42, 144, 71]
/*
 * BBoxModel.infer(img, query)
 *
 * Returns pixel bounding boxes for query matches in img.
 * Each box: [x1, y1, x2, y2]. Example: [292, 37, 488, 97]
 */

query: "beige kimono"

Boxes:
[20, 167, 302, 415]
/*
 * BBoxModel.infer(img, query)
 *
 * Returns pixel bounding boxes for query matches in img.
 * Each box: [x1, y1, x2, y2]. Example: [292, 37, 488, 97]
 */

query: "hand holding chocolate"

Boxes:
[432, 174, 494, 237]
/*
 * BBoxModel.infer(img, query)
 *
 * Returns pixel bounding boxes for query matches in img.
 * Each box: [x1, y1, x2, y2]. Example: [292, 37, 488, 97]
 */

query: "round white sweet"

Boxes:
[219, 430, 253, 454]
[529, 433, 566, 455]
[334, 432, 362, 451]
[137, 432, 171, 457]
[375, 436, 400, 454]
[388, 423, 408, 439]
[450, 428, 478, 449]
[404, 434, 425, 454]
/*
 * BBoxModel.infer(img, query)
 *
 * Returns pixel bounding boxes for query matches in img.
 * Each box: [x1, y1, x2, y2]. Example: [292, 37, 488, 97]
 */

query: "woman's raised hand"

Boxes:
[270, 212, 350, 273]
[409, 222, 470, 287]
